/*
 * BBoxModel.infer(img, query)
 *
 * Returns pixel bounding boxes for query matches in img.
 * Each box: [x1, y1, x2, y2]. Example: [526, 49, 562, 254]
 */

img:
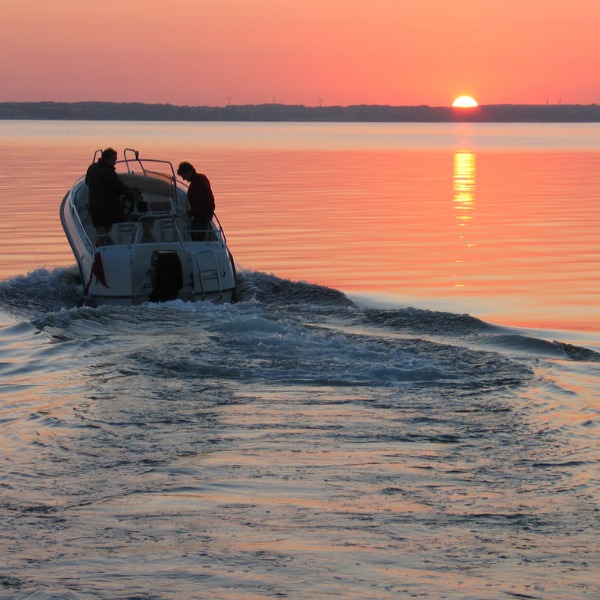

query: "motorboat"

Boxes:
[60, 149, 237, 305]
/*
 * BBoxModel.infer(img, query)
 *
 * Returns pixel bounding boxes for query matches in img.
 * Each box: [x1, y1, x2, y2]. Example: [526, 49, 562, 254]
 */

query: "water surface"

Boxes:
[0, 121, 599, 599]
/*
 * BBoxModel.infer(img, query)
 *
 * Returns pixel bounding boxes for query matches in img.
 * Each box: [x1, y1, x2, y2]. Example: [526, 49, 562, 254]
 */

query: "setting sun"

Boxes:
[452, 95, 478, 108]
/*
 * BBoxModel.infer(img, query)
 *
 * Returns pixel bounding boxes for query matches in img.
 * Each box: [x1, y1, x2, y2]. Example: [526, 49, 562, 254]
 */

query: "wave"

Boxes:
[1, 266, 598, 369]
[0, 266, 83, 315]
[362, 305, 497, 336]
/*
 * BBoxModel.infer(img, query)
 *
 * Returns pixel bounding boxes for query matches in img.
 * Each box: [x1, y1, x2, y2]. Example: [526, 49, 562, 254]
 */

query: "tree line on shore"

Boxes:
[0, 101, 598, 122]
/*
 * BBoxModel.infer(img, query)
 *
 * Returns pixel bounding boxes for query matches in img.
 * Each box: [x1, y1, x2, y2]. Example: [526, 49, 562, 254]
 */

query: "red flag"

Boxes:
[84, 252, 110, 295]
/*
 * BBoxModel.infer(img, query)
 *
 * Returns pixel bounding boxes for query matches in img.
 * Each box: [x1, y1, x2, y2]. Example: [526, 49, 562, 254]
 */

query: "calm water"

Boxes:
[0, 121, 599, 599]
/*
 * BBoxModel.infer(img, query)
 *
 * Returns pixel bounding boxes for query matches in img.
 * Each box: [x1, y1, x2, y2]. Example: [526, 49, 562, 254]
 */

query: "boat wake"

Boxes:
[0, 265, 598, 367]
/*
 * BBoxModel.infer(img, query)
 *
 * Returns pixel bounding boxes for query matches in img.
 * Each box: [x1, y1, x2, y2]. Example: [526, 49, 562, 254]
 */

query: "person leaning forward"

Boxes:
[177, 161, 215, 241]
[85, 148, 134, 245]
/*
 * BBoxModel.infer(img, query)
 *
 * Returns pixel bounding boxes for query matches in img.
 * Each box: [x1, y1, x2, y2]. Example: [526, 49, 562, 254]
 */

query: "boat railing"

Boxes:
[70, 184, 95, 252]
[212, 213, 228, 246]
[122, 148, 177, 180]
[176, 218, 227, 247]
[126, 214, 226, 262]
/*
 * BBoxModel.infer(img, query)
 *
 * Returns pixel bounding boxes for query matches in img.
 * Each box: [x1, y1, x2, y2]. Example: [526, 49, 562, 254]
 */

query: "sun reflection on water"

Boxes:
[452, 151, 476, 287]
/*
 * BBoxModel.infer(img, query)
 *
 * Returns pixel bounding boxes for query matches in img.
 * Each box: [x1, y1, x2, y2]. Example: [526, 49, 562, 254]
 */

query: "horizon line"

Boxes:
[1, 100, 599, 109]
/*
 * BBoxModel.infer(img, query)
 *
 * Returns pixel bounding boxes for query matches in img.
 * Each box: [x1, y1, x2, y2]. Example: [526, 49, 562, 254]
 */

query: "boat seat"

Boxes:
[111, 222, 138, 245]
[154, 219, 178, 243]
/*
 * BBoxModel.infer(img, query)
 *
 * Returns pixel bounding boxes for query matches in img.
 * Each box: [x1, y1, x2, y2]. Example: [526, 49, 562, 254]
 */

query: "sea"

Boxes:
[0, 120, 599, 599]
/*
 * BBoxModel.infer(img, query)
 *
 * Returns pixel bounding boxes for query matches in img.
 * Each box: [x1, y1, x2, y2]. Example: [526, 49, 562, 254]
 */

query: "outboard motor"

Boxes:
[150, 250, 183, 301]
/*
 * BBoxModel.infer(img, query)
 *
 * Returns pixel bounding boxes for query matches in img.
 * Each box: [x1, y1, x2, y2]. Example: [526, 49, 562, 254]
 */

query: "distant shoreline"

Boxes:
[1, 101, 599, 122]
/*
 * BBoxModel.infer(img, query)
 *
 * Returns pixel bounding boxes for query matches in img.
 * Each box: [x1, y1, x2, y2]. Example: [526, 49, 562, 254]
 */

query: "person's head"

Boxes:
[177, 161, 196, 182]
[100, 148, 118, 165]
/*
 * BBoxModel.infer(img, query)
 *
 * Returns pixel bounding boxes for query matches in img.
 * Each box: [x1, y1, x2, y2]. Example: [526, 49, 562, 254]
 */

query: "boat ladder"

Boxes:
[196, 250, 223, 297]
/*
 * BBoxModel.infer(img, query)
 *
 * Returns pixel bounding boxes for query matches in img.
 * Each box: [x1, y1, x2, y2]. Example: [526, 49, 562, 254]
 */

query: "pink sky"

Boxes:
[1, 0, 598, 107]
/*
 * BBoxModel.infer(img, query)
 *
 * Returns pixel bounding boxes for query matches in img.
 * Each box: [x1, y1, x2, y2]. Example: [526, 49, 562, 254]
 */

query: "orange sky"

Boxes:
[1, 0, 598, 107]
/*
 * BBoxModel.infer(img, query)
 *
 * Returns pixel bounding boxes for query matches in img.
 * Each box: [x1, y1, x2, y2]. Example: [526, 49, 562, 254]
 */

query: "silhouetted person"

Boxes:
[177, 161, 215, 241]
[85, 148, 133, 245]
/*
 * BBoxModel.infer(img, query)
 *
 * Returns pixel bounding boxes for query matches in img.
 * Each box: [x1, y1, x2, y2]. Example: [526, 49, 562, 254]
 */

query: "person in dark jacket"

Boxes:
[85, 148, 133, 245]
[177, 161, 215, 241]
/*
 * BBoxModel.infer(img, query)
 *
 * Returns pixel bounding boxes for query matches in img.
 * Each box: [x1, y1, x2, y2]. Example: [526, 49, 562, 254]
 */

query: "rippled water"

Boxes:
[0, 122, 599, 598]
[1, 268, 599, 599]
